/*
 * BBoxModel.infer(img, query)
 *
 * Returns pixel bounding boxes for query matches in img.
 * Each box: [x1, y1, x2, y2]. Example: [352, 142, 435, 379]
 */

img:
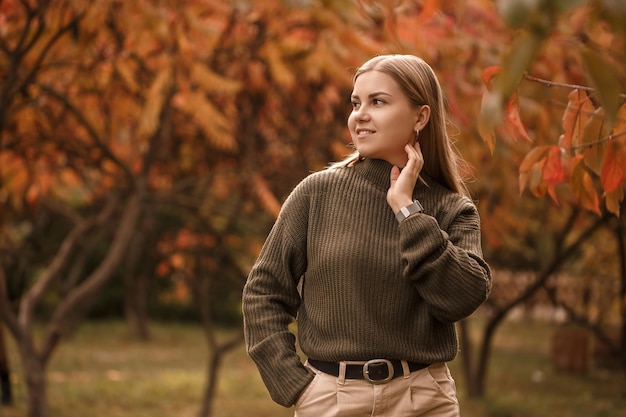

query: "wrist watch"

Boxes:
[395, 199, 424, 223]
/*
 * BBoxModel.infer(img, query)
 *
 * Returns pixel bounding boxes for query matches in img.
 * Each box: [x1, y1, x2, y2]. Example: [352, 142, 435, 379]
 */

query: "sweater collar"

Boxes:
[353, 158, 433, 193]
[353, 158, 393, 191]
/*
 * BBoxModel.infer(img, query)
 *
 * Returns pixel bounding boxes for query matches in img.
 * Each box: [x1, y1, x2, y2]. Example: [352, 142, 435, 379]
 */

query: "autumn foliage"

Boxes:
[0, 0, 625, 415]
[478, 1, 626, 216]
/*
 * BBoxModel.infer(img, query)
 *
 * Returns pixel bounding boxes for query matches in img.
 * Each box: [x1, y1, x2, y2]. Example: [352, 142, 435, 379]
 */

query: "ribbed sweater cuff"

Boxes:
[398, 213, 447, 259]
[249, 334, 315, 407]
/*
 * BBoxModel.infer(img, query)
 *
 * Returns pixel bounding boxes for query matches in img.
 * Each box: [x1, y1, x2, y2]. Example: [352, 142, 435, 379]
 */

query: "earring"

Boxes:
[414, 129, 420, 143]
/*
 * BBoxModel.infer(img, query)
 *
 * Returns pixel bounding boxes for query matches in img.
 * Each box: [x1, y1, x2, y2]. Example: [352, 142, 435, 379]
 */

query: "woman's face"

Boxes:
[347, 70, 421, 167]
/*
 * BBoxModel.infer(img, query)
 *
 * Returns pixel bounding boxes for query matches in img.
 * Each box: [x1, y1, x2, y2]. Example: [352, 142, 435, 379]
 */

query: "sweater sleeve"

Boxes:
[242, 185, 315, 407]
[399, 196, 491, 323]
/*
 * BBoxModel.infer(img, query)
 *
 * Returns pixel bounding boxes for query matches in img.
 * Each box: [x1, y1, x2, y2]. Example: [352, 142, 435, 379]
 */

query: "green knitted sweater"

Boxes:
[242, 158, 491, 407]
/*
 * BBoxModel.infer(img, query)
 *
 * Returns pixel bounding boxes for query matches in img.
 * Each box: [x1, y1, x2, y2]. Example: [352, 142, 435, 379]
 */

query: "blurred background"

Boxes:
[0, 0, 625, 416]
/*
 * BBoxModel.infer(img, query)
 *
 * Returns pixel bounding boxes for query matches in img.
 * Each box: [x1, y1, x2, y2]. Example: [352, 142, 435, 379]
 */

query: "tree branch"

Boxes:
[40, 194, 143, 362]
[18, 197, 119, 332]
[524, 74, 626, 100]
[0, 268, 23, 342]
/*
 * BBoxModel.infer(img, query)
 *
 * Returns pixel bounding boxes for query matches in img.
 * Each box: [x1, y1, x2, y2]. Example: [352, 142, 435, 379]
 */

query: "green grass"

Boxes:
[2, 320, 625, 417]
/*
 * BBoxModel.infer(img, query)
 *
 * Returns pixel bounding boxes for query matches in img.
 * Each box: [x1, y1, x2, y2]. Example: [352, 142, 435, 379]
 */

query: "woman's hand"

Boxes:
[387, 142, 424, 213]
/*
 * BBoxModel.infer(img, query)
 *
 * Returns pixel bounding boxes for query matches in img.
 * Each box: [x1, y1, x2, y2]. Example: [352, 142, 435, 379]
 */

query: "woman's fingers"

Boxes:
[387, 143, 423, 211]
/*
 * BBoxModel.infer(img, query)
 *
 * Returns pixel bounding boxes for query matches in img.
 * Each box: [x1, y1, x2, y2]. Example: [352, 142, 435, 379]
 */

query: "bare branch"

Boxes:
[40, 194, 143, 361]
[524, 74, 626, 100]
[18, 196, 119, 332]
[38, 195, 83, 224]
[0, 268, 23, 342]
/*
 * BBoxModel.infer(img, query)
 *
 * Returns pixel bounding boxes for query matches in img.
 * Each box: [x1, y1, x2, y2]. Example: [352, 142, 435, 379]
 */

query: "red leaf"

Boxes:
[543, 146, 570, 185]
[419, 0, 441, 20]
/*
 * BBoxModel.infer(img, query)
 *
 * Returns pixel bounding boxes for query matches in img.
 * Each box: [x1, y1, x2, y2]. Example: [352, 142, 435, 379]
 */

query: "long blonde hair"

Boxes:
[333, 54, 471, 197]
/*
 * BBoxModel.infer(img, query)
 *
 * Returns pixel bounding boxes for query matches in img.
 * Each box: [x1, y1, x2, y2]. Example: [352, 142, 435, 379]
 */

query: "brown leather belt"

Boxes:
[308, 359, 429, 384]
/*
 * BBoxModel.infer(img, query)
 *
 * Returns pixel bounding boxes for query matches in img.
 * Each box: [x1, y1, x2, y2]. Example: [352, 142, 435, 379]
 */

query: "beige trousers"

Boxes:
[294, 362, 460, 417]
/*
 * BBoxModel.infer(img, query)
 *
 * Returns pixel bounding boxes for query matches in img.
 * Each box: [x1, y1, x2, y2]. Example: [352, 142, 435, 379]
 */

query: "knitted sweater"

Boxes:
[242, 158, 491, 407]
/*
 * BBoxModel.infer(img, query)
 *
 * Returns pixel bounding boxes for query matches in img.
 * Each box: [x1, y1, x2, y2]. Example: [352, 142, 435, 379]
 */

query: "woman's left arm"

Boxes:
[399, 199, 491, 323]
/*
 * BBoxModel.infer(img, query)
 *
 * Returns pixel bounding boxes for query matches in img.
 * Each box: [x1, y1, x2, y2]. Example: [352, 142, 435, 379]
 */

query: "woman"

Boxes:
[242, 54, 491, 417]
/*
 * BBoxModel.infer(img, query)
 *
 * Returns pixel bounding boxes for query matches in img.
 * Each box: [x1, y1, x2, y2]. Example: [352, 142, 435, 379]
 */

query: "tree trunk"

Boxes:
[123, 272, 150, 341]
[18, 343, 48, 417]
[199, 350, 221, 417]
[458, 212, 608, 398]
[123, 230, 150, 340]
[0, 319, 12, 405]
[198, 334, 243, 417]
[135, 272, 150, 340]
[460, 314, 498, 398]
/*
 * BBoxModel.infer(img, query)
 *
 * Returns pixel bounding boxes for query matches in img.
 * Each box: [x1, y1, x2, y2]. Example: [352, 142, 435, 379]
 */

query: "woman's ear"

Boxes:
[414, 105, 431, 132]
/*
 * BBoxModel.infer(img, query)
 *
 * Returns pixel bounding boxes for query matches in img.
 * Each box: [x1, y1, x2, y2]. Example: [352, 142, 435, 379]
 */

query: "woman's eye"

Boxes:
[351, 101, 360, 109]
[373, 98, 385, 105]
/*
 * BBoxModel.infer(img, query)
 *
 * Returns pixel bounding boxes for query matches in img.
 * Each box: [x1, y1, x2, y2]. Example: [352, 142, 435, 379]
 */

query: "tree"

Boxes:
[473, 0, 626, 395]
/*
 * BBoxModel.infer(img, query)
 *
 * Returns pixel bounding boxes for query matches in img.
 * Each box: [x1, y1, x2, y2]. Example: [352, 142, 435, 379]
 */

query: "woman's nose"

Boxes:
[354, 107, 370, 121]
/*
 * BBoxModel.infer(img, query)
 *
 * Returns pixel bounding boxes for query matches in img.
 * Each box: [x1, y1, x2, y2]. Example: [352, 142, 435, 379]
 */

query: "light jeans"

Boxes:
[294, 361, 460, 417]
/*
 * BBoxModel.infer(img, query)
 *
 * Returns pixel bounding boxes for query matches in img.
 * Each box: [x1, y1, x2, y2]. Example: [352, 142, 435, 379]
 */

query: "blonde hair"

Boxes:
[333, 54, 471, 197]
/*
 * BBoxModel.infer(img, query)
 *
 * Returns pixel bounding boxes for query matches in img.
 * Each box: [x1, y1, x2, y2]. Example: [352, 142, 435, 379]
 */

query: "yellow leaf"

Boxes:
[519, 145, 549, 192]
[478, 90, 503, 153]
[178, 91, 238, 151]
[561, 89, 595, 150]
[604, 186, 623, 217]
[262, 42, 295, 89]
[115, 59, 139, 93]
[571, 161, 601, 215]
[581, 107, 611, 175]
[137, 68, 172, 138]
[190, 62, 242, 94]
[252, 173, 281, 219]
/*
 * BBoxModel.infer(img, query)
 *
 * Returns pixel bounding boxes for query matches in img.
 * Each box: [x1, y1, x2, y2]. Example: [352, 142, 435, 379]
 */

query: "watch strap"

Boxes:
[395, 199, 424, 223]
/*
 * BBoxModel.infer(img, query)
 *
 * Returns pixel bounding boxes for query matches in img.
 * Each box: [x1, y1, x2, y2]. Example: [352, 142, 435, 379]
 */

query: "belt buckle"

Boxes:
[363, 359, 394, 384]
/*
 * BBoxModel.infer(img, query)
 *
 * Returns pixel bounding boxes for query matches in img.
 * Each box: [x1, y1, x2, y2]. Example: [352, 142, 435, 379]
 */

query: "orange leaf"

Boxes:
[543, 146, 568, 185]
[571, 161, 601, 215]
[137, 68, 172, 138]
[605, 186, 624, 217]
[547, 184, 559, 205]
[419, 0, 441, 20]
[481, 66, 501, 89]
[520, 146, 549, 176]
[504, 92, 532, 142]
[600, 139, 625, 192]
[582, 107, 610, 175]
[561, 89, 595, 150]
[251, 173, 281, 219]
[527, 163, 548, 198]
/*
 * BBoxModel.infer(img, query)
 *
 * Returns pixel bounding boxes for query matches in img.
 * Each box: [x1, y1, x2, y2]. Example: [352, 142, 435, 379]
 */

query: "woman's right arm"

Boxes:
[242, 185, 315, 407]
